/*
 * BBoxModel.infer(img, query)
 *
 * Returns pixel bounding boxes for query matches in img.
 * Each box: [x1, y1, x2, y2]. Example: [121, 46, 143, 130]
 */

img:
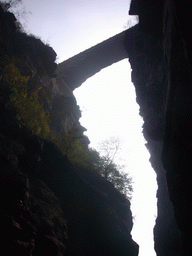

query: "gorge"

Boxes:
[1, 0, 192, 255]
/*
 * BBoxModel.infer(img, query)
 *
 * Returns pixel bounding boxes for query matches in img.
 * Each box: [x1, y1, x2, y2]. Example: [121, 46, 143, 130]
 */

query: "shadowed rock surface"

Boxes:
[0, 4, 138, 256]
[127, 0, 192, 255]
[0, 108, 138, 255]
[1, 0, 192, 255]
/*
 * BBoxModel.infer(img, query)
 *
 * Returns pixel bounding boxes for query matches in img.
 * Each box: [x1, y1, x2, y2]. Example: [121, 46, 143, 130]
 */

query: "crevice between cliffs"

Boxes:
[73, 59, 158, 256]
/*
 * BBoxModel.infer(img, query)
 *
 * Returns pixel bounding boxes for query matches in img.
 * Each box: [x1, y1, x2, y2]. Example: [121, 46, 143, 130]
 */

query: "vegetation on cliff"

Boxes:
[0, 5, 139, 256]
[67, 137, 133, 199]
[0, 56, 132, 199]
[0, 3, 132, 199]
[0, 57, 50, 138]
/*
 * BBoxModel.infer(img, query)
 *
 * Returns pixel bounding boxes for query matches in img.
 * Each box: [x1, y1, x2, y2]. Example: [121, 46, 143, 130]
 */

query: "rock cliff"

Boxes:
[124, 23, 183, 255]
[1, 0, 192, 255]
[127, 0, 192, 255]
[0, 4, 138, 256]
[0, 113, 138, 255]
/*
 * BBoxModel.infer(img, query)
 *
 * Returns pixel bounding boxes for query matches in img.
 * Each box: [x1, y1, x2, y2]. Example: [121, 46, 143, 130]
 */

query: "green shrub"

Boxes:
[1, 59, 50, 138]
[66, 137, 133, 199]
[66, 137, 90, 168]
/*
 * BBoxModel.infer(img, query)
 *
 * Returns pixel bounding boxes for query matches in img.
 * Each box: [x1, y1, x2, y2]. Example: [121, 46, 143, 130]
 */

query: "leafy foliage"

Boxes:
[105, 163, 133, 199]
[1, 58, 50, 138]
[88, 145, 133, 199]
[66, 136, 133, 199]
[66, 137, 90, 168]
[97, 137, 121, 179]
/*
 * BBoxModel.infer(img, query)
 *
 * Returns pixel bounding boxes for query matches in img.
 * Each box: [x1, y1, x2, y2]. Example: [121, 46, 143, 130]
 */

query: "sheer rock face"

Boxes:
[2, 1, 192, 255]
[0, 4, 85, 143]
[127, 0, 192, 255]
[0, 109, 138, 256]
[0, 112, 67, 256]
[162, 1, 192, 254]
[124, 23, 183, 256]
[0, 6, 138, 256]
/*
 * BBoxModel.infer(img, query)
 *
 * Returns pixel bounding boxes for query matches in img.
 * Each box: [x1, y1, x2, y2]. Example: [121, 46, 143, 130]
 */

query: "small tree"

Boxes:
[93, 137, 133, 199]
[64, 135, 133, 199]
[106, 162, 133, 199]
[98, 136, 121, 179]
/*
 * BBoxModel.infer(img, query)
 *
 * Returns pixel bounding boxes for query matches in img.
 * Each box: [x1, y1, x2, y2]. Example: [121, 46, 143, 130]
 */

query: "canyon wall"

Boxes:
[128, 0, 192, 254]
[124, 22, 183, 255]
[1, 0, 192, 255]
[0, 4, 138, 256]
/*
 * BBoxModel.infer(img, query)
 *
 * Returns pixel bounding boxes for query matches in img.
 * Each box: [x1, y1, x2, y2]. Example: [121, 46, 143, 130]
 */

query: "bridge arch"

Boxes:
[55, 28, 134, 90]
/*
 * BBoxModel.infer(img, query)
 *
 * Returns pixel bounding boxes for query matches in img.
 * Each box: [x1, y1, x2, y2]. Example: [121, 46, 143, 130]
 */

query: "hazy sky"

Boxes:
[13, 0, 137, 61]
[11, 1, 157, 255]
[74, 62, 157, 256]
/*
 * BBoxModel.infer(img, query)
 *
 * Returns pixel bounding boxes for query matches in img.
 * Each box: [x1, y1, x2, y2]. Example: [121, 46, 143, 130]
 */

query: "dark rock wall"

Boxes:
[162, 0, 192, 254]
[2, 1, 192, 255]
[147, 139, 183, 256]
[128, 0, 192, 255]
[124, 23, 183, 255]
[0, 6, 138, 256]
[0, 106, 138, 256]
[0, 4, 85, 143]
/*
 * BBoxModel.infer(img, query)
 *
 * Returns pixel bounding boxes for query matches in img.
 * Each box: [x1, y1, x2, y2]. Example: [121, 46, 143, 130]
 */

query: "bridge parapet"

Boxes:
[55, 28, 133, 90]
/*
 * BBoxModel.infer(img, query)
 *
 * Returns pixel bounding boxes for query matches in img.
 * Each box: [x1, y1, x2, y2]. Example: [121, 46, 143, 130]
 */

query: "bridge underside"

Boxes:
[56, 28, 133, 90]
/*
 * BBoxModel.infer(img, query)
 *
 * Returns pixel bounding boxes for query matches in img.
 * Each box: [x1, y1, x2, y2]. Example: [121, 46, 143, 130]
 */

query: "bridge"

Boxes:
[55, 26, 138, 91]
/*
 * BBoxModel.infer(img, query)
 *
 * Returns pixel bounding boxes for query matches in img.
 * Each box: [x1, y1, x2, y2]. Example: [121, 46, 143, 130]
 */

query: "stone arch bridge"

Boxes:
[55, 28, 132, 91]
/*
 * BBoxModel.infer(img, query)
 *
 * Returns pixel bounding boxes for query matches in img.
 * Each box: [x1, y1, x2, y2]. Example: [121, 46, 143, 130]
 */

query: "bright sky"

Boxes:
[10, 1, 157, 255]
